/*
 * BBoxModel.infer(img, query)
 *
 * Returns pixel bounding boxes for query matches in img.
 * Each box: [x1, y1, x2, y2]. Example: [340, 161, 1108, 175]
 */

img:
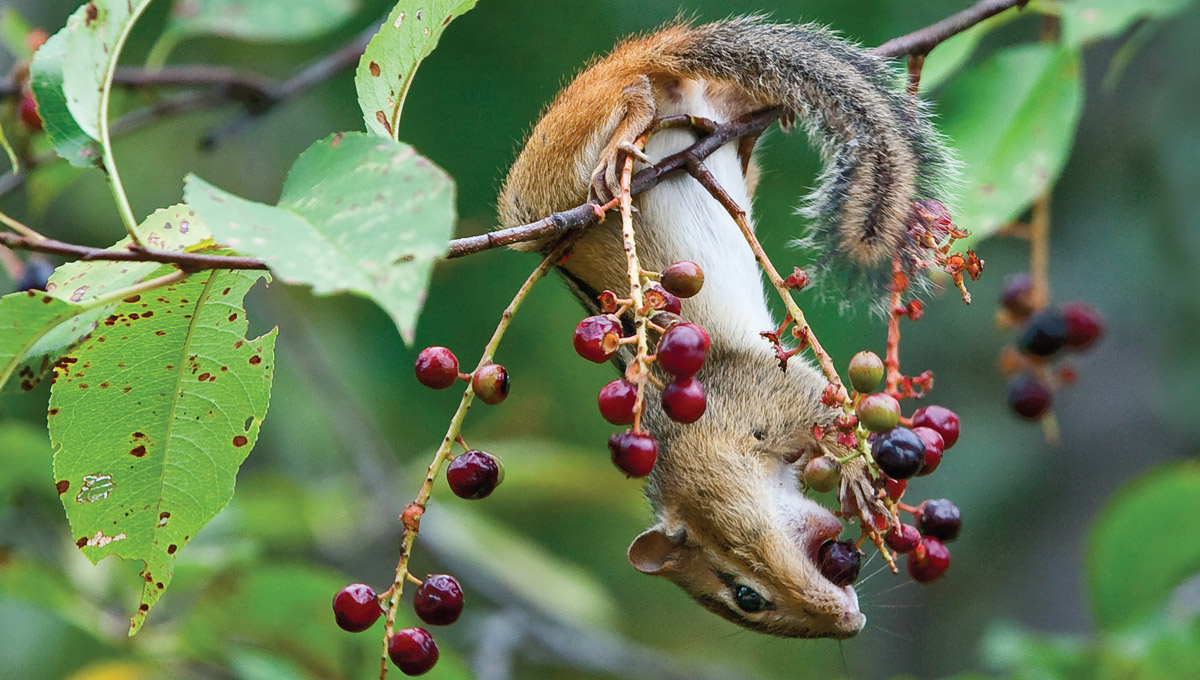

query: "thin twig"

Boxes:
[874, 0, 1029, 58]
[377, 234, 580, 679]
[0, 233, 268, 271]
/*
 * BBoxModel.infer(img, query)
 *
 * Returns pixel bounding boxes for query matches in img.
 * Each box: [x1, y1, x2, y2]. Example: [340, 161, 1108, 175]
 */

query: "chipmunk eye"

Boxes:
[733, 585, 766, 613]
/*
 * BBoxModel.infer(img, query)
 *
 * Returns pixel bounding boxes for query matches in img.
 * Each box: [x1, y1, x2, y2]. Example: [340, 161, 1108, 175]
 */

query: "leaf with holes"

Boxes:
[28, 19, 100, 167]
[937, 44, 1083, 244]
[2, 205, 212, 394]
[186, 132, 454, 342]
[49, 263, 276, 634]
[356, 0, 477, 138]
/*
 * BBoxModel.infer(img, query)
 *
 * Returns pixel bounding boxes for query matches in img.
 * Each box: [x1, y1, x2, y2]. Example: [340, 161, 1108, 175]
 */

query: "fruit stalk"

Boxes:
[378, 235, 577, 679]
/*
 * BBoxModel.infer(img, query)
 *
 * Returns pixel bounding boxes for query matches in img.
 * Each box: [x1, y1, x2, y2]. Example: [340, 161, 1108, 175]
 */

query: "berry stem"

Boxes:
[619, 137, 654, 433]
[378, 236, 578, 679]
[685, 161, 849, 405]
[1029, 193, 1052, 312]
[885, 260, 906, 395]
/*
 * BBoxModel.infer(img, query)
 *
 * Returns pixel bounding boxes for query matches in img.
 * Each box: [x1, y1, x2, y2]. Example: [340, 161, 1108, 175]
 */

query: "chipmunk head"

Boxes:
[630, 347, 866, 639]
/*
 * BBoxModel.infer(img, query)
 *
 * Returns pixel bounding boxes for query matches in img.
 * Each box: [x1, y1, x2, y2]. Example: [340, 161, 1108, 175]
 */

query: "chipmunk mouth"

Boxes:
[800, 506, 866, 633]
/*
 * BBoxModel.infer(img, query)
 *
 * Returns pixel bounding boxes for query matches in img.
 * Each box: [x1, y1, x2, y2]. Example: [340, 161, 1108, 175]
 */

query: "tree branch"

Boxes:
[0, 232, 268, 271]
[445, 0, 1030, 259]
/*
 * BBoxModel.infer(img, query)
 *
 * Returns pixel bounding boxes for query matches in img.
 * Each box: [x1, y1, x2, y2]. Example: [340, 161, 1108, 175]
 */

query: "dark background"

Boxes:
[1, 1, 1198, 678]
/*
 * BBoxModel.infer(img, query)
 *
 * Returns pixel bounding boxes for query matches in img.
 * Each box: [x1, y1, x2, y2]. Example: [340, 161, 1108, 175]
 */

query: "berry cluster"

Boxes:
[332, 574, 464, 676]
[572, 261, 710, 478]
[414, 346, 510, 406]
[998, 273, 1104, 421]
[802, 345, 964, 584]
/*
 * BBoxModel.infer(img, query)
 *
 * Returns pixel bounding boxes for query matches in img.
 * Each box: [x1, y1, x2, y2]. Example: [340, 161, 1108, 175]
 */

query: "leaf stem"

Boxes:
[77, 268, 188, 313]
[99, 0, 157, 247]
[377, 236, 578, 679]
[0, 208, 46, 241]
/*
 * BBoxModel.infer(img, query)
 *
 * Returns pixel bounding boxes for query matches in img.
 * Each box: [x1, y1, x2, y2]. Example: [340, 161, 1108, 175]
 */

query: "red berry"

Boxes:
[1062, 302, 1104, 350]
[332, 583, 381, 632]
[656, 323, 709, 377]
[388, 627, 439, 676]
[1008, 374, 1052, 420]
[18, 93, 42, 132]
[857, 393, 900, 433]
[817, 539, 861, 586]
[446, 450, 504, 499]
[885, 523, 921, 553]
[608, 429, 657, 477]
[912, 426, 945, 476]
[598, 379, 638, 425]
[907, 537, 951, 584]
[573, 315, 622, 363]
[661, 377, 706, 423]
[660, 261, 704, 298]
[471, 363, 509, 405]
[1018, 309, 1068, 357]
[1000, 273, 1035, 318]
[916, 499, 961, 542]
[413, 574, 464, 626]
[885, 477, 907, 501]
[910, 405, 960, 448]
[414, 347, 459, 389]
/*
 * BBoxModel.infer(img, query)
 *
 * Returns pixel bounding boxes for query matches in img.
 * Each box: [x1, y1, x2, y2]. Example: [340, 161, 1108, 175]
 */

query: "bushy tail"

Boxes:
[668, 17, 958, 293]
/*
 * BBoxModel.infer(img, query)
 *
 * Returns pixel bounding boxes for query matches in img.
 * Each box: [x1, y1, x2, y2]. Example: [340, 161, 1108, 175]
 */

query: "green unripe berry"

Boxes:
[848, 351, 885, 393]
[803, 456, 841, 492]
[857, 392, 901, 433]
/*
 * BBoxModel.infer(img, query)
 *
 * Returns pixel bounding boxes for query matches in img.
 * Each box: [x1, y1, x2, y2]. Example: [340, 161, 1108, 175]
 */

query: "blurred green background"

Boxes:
[1, 1, 1199, 679]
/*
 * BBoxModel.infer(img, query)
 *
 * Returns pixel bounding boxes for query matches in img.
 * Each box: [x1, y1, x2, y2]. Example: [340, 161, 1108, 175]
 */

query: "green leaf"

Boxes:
[49, 262, 276, 634]
[0, 289, 85, 393]
[163, 0, 358, 43]
[921, 22, 990, 92]
[187, 132, 455, 342]
[1088, 461, 1200, 631]
[1057, 0, 1198, 46]
[59, 0, 154, 142]
[1, 205, 212, 394]
[28, 23, 100, 168]
[937, 44, 1083, 243]
[355, 0, 477, 138]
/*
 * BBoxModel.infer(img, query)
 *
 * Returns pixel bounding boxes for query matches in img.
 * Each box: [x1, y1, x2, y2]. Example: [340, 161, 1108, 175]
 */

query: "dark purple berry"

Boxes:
[1062, 302, 1104, 350]
[848, 351, 884, 393]
[656, 323, 709, 377]
[661, 377, 706, 423]
[856, 393, 900, 433]
[885, 523, 921, 553]
[1018, 309, 1068, 357]
[912, 426, 945, 476]
[471, 363, 509, 405]
[413, 574, 464, 626]
[608, 429, 657, 477]
[917, 499, 962, 542]
[446, 450, 504, 499]
[1008, 374, 1052, 420]
[573, 315, 622, 363]
[1000, 272, 1036, 318]
[414, 347, 459, 389]
[907, 536, 951, 584]
[660, 261, 705, 298]
[871, 427, 926, 480]
[598, 379, 638, 425]
[388, 627, 439, 676]
[15, 258, 54, 292]
[332, 583, 381, 632]
[817, 539, 861, 587]
[911, 405, 960, 448]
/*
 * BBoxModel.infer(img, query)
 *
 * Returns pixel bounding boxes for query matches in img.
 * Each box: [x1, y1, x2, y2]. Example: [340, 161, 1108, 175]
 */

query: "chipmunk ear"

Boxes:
[628, 525, 685, 575]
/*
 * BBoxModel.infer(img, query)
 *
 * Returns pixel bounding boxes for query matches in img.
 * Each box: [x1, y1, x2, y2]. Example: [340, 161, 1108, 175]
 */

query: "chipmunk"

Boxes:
[497, 17, 955, 639]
